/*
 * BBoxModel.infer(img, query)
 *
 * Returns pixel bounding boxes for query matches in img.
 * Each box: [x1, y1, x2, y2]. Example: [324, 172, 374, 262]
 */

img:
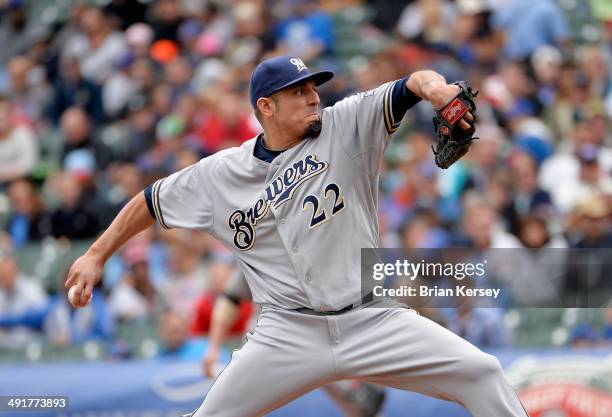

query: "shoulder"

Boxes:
[336, 81, 397, 105]
[197, 137, 257, 172]
[322, 81, 397, 118]
[210, 137, 256, 163]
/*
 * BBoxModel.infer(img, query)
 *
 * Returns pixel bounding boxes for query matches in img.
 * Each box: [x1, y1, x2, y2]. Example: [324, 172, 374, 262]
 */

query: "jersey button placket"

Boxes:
[305, 273, 311, 283]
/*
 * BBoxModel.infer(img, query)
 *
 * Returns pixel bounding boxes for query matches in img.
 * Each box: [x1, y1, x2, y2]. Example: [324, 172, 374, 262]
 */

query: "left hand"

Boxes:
[431, 80, 479, 169]
[430, 84, 475, 130]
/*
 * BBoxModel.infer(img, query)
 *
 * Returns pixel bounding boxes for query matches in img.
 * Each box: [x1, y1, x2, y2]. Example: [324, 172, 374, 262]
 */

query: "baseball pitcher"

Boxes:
[66, 55, 528, 417]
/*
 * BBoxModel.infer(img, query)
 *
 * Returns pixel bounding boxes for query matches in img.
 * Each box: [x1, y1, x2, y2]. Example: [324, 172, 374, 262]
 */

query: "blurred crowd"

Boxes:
[0, 0, 611, 359]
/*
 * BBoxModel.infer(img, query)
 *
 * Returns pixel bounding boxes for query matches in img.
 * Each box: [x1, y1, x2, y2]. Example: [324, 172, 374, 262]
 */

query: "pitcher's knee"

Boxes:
[460, 351, 503, 382]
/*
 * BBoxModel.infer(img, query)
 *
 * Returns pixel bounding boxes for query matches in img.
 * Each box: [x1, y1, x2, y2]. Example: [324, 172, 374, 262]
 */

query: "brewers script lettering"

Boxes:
[229, 154, 329, 250]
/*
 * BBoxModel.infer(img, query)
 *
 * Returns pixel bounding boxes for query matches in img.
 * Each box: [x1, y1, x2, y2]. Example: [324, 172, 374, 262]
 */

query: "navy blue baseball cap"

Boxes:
[249, 56, 334, 109]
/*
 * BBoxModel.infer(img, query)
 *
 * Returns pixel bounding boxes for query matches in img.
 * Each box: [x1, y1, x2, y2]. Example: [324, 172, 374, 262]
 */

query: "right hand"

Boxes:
[203, 347, 220, 379]
[64, 252, 104, 308]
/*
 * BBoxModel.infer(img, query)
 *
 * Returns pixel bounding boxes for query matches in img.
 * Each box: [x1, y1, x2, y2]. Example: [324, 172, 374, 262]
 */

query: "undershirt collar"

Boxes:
[253, 133, 285, 163]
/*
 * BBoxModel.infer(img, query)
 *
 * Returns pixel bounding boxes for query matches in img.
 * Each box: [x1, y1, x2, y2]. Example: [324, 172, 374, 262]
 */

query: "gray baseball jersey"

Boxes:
[145, 77, 419, 312]
[149, 61, 530, 417]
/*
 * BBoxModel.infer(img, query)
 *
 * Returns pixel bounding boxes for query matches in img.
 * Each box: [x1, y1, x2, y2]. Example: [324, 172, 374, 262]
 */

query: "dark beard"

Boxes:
[302, 119, 322, 139]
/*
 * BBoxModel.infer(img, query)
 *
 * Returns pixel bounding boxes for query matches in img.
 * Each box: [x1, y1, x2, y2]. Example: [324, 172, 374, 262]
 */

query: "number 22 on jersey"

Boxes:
[302, 183, 346, 228]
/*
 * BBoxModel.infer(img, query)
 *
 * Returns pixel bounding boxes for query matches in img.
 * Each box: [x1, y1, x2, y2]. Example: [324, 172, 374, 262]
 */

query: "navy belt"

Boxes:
[293, 292, 374, 316]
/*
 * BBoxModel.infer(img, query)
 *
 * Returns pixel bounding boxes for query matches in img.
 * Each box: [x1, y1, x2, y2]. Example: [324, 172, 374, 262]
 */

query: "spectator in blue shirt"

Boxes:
[49, 56, 105, 126]
[0, 252, 48, 347]
[493, 0, 571, 60]
[44, 286, 115, 346]
[4, 179, 51, 248]
[275, 0, 334, 62]
[0, 276, 114, 347]
[569, 323, 599, 349]
[442, 303, 510, 348]
[158, 309, 206, 361]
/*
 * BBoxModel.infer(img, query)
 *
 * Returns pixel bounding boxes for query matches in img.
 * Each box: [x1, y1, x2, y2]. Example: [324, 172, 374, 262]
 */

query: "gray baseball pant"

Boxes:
[193, 304, 528, 417]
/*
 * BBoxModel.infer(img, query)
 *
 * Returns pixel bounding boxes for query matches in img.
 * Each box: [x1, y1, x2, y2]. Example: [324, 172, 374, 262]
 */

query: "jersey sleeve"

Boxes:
[144, 157, 215, 231]
[326, 76, 421, 158]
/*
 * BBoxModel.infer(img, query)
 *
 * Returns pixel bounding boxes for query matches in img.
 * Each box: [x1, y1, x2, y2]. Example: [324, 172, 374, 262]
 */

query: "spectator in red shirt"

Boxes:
[197, 89, 258, 155]
[190, 262, 252, 337]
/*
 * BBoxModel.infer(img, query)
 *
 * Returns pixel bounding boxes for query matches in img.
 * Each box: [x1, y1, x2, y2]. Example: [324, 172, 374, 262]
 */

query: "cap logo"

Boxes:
[290, 58, 307, 72]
